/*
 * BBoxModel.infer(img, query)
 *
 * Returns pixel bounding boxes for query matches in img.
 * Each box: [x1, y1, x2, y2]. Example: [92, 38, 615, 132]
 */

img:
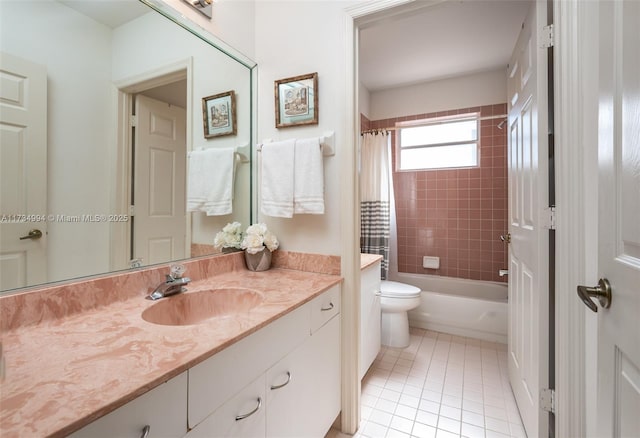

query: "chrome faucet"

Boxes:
[146, 265, 191, 300]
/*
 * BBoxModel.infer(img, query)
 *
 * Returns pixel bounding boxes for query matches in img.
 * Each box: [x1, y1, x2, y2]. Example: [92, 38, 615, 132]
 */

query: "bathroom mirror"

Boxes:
[0, 0, 255, 294]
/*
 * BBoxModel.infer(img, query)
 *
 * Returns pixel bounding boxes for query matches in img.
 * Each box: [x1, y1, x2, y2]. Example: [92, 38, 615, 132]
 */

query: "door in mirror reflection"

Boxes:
[0, 53, 48, 290]
[133, 94, 187, 266]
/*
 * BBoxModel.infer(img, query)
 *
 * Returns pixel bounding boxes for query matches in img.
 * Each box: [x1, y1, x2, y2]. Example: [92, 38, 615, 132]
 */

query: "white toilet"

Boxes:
[379, 280, 422, 348]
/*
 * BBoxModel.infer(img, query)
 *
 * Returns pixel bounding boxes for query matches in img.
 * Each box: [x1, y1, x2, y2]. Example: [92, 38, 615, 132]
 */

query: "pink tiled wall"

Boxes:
[363, 104, 508, 283]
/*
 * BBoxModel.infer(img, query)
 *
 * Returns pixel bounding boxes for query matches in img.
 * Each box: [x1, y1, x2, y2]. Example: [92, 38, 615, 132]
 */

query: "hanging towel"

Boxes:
[293, 137, 325, 214]
[187, 147, 234, 216]
[261, 139, 295, 218]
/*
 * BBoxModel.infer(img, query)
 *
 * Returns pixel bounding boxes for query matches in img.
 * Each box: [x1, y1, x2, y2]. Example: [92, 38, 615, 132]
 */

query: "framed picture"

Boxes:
[274, 72, 318, 128]
[202, 90, 236, 138]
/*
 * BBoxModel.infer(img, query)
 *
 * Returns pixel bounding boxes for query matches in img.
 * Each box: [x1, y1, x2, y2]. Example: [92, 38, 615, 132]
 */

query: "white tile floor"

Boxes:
[327, 328, 526, 438]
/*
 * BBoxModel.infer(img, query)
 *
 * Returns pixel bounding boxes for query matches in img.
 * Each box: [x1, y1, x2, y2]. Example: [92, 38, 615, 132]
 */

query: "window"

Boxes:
[396, 113, 479, 171]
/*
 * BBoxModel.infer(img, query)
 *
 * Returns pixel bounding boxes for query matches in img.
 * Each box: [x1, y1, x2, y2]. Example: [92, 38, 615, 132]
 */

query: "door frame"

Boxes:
[344, 0, 589, 436]
[554, 1, 599, 437]
[111, 58, 193, 271]
[342, 2, 441, 433]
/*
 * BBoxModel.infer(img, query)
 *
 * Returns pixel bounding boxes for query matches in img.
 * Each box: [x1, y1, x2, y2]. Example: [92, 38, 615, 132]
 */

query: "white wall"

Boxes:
[368, 68, 507, 120]
[359, 82, 371, 119]
[1, 1, 113, 282]
[254, 1, 357, 255]
[161, 0, 256, 61]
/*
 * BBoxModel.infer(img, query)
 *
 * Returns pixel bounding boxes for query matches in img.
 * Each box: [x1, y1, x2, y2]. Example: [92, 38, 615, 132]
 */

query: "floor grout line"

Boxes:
[327, 328, 526, 438]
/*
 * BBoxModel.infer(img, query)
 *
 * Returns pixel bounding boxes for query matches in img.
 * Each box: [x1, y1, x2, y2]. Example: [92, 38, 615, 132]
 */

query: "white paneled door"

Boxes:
[506, 1, 549, 437]
[596, 1, 640, 436]
[0, 52, 47, 291]
[133, 95, 186, 266]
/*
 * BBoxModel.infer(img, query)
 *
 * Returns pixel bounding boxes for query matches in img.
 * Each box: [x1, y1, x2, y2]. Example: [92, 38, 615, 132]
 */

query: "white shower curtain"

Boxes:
[360, 131, 394, 279]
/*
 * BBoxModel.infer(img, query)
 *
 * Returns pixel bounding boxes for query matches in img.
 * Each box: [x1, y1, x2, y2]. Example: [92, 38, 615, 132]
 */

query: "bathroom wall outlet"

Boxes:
[423, 256, 440, 269]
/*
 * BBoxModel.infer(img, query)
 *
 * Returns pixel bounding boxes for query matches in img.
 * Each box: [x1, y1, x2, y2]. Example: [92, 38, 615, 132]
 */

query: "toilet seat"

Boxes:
[380, 280, 421, 298]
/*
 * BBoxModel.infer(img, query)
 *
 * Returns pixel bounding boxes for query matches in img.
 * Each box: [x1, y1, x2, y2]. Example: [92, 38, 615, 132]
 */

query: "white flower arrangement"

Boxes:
[241, 223, 279, 254]
[213, 221, 243, 250]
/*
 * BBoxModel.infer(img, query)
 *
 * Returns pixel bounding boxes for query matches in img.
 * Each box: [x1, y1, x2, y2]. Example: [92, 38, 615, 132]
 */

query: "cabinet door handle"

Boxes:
[235, 397, 262, 421]
[321, 302, 334, 311]
[270, 371, 292, 390]
[140, 425, 150, 438]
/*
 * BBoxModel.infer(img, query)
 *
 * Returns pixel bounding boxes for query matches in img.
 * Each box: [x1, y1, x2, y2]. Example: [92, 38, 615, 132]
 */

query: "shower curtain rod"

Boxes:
[360, 127, 398, 135]
[361, 114, 508, 135]
[479, 114, 508, 121]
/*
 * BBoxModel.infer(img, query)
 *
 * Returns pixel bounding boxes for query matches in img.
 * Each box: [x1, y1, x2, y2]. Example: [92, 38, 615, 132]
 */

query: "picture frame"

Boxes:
[274, 72, 318, 128]
[202, 90, 236, 138]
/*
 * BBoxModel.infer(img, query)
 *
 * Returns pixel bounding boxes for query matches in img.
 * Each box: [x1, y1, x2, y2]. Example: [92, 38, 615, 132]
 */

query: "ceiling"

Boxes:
[359, 0, 532, 91]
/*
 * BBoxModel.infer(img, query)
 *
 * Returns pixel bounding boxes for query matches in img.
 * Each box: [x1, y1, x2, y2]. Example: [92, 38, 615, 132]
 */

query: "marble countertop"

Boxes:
[0, 264, 341, 437]
[361, 253, 383, 270]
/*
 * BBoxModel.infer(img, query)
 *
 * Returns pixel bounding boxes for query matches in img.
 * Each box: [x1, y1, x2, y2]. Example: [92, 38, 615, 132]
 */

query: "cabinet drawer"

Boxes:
[188, 301, 310, 428]
[186, 374, 265, 438]
[69, 372, 187, 438]
[310, 285, 340, 334]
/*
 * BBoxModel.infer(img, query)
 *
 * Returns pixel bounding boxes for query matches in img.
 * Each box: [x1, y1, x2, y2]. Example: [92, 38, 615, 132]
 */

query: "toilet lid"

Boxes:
[380, 280, 421, 298]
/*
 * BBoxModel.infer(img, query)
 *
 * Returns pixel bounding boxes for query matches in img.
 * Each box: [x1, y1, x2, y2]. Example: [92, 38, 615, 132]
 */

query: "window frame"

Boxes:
[395, 112, 481, 172]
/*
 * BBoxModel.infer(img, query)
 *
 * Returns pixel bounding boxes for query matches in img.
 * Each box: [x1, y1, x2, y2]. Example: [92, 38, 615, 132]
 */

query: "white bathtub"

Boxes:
[393, 273, 508, 344]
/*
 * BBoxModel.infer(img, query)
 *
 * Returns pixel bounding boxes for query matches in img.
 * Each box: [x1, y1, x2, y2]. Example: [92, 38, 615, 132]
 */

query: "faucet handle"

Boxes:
[170, 264, 186, 279]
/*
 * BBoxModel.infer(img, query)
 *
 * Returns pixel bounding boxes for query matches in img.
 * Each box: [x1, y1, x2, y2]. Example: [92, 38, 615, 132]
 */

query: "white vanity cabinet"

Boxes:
[266, 315, 340, 437]
[266, 288, 341, 437]
[69, 371, 188, 438]
[185, 374, 267, 438]
[186, 300, 310, 429]
[186, 285, 341, 438]
[360, 260, 381, 380]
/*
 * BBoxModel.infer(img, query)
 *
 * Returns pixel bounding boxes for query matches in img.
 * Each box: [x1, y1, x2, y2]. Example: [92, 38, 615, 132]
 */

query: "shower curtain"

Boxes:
[360, 131, 393, 279]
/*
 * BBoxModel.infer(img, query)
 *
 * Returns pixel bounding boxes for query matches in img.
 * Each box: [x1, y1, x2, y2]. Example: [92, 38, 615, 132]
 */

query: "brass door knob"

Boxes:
[577, 278, 612, 312]
[19, 229, 42, 240]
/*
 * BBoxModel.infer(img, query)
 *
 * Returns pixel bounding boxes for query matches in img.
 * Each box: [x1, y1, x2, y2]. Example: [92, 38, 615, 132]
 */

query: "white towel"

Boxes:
[260, 139, 295, 218]
[187, 147, 234, 216]
[294, 137, 324, 214]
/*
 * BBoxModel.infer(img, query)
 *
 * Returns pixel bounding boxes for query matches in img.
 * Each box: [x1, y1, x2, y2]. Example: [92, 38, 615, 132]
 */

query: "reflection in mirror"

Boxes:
[0, 0, 255, 294]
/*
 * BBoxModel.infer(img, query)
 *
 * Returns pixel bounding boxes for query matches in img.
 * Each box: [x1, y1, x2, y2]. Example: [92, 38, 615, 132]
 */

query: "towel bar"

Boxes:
[191, 145, 250, 163]
[257, 131, 335, 156]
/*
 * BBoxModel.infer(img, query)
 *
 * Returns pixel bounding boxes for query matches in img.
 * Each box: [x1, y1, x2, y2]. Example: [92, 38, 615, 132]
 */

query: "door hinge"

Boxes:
[543, 206, 556, 230]
[129, 205, 135, 216]
[540, 388, 556, 414]
[129, 115, 138, 127]
[540, 24, 554, 48]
